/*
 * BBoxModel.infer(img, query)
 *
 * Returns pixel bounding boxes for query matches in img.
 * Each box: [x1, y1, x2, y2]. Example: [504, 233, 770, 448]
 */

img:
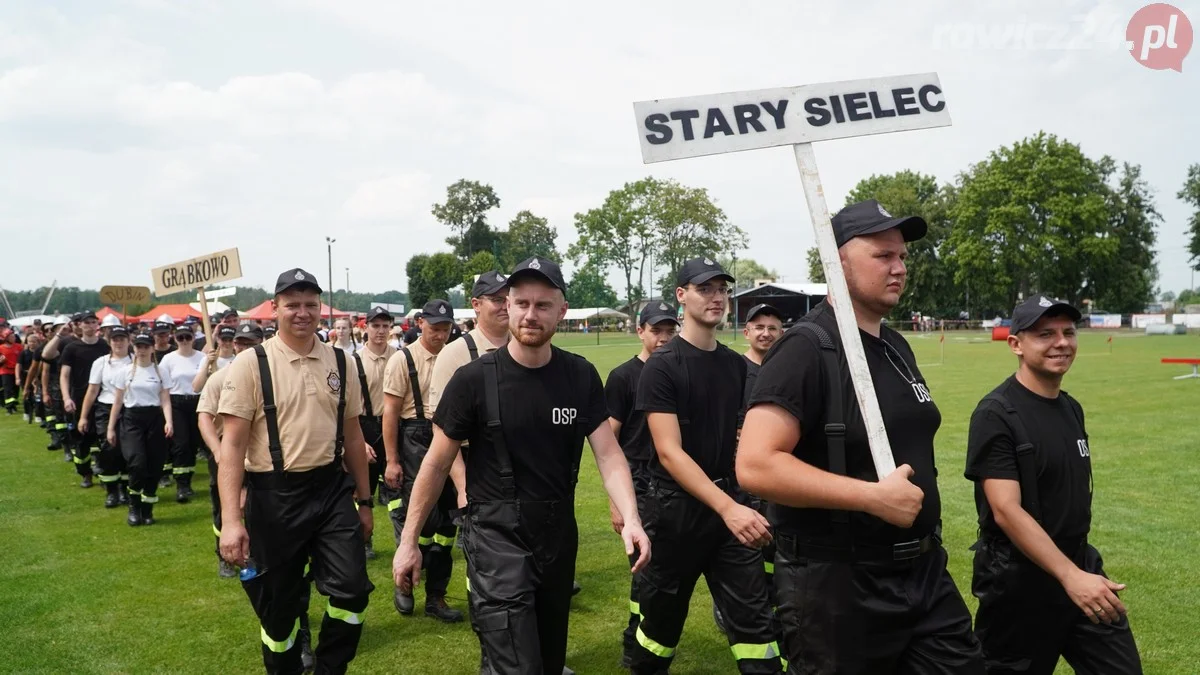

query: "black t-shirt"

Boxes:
[748, 300, 942, 544]
[45, 335, 77, 384]
[18, 347, 35, 371]
[636, 336, 746, 483]
[434, 345, 607, 502]
[153, 344, 176, 364]
[60, 338, 110, 399]
[605, 356, 653, 464]
[964, 376, 1091, 544]
[739, 355, 760, 429]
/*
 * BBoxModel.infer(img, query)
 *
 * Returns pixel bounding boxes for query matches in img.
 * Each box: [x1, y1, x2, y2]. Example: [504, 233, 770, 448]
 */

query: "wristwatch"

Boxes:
[355, 497, 373, 508]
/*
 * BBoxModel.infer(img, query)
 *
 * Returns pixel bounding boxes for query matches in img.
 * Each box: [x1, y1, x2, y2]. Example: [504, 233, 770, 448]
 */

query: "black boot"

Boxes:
[175, 474, 193, 503]
[141, 501, 156, 526]
[424, 596, 464, 623]
[104, 483, 120, 508]
[127, 495, 144, 527]
[117, 481, 130, 505]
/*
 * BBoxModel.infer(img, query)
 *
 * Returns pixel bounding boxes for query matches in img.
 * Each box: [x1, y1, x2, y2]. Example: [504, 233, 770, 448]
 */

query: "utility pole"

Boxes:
[325, 237, 336, 328]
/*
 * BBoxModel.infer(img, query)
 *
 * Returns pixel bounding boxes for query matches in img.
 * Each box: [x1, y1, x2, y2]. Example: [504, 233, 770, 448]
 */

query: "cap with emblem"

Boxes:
[263, 326, 277, 337]
[221, 308, 239, 320]
[471, 270, 509, 298]
[175, 324, 194, 337]
[235, 323, 264, 341]
[217, 325, 237, 340]
[745, 303, 782, 323]
[366, 306, 393, 323]
[421, 299, 455, 324]
[676, 256, 734, 288]
[507, 257, 566, 292]
[831, 199, 927, 248]
[152, 320, 174, 334]
[132, 332, 154, 346]
[275, 268, 323, 295]
[76, 310, 98, 322]
[639, 301, 680, 326]
[1009, 295, 1082, 335]
[110, 327, 129, 339]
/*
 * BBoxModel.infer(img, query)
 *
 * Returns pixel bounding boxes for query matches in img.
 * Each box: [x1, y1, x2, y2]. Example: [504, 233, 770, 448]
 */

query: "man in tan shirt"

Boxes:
[217, 268, 375, 675]
[352, 305, 397, 561]
[427, 270, 510, 411]
[381, 298, 462, 623]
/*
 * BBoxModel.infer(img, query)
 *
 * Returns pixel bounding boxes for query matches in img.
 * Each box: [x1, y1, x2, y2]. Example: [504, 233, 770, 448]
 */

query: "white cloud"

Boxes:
[341, 172, 436, 222]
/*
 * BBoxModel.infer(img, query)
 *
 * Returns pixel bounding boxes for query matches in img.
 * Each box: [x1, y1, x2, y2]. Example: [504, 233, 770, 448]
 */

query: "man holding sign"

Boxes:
[736, 201, 984, 674]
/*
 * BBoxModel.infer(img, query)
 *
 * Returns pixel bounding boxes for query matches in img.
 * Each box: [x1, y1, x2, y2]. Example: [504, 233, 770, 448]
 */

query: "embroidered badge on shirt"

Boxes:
[327, 369, 342, 393]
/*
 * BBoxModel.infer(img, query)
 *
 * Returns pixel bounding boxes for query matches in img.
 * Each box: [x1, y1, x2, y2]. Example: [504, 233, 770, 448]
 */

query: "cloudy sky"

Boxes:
[2, 0, 1195, 307]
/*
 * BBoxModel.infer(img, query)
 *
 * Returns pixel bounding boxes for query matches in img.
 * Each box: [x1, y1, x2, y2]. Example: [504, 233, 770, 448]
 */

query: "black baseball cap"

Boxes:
[275, 268, 323, 295]
[76, 310, 98, 322]
[403, 327, 419, 344]
[832, 199, 927, 248]
[471, 270, 509, 298]
[365, 306, 393, 323]
[639, 301, 680, 327]
[1010, 295, 1082, 334]
[110, 327, 129, 339]
[235, 323, 263, 341]
[264, 325, 277, 336]
[421, 300, 455, 324]
[676, 257, 734, 287]
[221, 308, 239, 320]
[217, 325, 237, 340]
[507, 257, 566, 292]
[132, 332, 153, 346]
[152, 321, 173, 334]
[175, 324, 194, 336]
[745, 303, 782, 322]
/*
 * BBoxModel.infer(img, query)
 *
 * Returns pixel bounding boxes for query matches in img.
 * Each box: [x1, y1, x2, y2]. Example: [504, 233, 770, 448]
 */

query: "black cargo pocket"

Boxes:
[474, 609, 518, 671]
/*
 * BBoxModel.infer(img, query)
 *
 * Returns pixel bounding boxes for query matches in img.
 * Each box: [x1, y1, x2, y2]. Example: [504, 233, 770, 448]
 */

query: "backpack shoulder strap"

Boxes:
[352, 351, 374, 422]
[253, 345, 285, 473]
[401, 347, 425, 420]
[463, 333, 479, 361]
[333, 347, 347, 465]
[983, 390, 1042, 523]
[480, 352, 515, 500]
[792, 322, 848, 526]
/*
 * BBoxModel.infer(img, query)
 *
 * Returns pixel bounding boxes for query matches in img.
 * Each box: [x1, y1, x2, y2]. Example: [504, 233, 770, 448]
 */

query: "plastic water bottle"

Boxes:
[239, 557, 261, 582]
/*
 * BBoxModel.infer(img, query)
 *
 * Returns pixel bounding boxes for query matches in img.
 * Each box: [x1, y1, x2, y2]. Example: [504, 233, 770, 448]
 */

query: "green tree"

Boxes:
[1161, 290, 1176, 303]
[1088, 163, 1160, 314]
[461, 250, 501, 298]
[569, 179, 658, 324]
[716, 255, 776, 286]
[1178, 288, 1200, 307]
[500, 210, 558, 269]
[406, 254, 433, 309]
[421, 253, 463, 302]
[432, 179, 502, 260]
[1179, 163, 1200, 272]
[945, 132, 1118, 313]
[566, 263, 618, 308]
[805, 247, 825, 284]
[648, 179, 747, 302]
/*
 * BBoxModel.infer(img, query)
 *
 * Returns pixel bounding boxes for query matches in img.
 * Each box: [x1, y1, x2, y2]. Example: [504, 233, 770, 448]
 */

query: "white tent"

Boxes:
[190, 300, 231, 316]
[6, 314, 57, 328]
[563, 307, 625, 321]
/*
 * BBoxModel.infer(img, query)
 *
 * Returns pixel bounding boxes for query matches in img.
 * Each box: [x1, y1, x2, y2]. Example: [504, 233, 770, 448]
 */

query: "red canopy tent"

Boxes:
[241, 300, 351, 322]
[95, 306, 126, 322]
[132, 304, 204, 324]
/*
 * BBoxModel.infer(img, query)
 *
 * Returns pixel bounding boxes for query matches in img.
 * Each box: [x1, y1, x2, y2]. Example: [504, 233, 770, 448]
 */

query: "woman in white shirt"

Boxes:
[191, 325, 236, 394]
[331, 317, 357, 352]
[78, 327, 133, 509]
[158, 324, 207, 503]
[107, 332, 174, 527]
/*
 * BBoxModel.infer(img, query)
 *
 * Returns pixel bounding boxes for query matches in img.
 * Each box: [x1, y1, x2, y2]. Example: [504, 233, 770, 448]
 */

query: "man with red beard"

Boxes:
[966, 296, 1142, 674]
[393, 256, 649, 675]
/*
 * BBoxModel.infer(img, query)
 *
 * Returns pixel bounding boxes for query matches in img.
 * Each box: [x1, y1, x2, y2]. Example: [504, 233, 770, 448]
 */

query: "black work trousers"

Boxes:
[359, 416, 383, 502]
[1, 373, 17, 412]
[464, 500, 577, 675]
[630, 482, 783, 675]
[93, 402, 126, 484]
[69, 388, 95, 478]
[773, 534, 984, 675]
[622, 463, 652, 660]
[47, 381, 67, 445]
[972, 538, 1142, 674]
[243, 464, 374, 675]
[169, 395, 201, 475]
[381, 419, 457, 598]
[120, 406, 168, 503]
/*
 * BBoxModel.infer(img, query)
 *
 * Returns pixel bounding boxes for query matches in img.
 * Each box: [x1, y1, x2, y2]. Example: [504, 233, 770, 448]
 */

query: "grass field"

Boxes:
[1, 329, 1197, 674]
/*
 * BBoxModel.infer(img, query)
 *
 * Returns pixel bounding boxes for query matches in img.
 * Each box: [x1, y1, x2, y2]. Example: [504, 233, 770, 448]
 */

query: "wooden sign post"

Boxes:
[151, 248, 243, 351]
[632, 73, 952, 478]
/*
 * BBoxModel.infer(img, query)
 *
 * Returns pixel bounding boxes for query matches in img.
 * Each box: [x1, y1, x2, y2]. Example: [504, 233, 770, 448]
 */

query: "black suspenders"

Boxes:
[254, 344, 346, 473]
[793, 323, 849, 529]
[463, 333, 479, 362]
[352, 352, 375, 423]
[401, 347, 425, 421]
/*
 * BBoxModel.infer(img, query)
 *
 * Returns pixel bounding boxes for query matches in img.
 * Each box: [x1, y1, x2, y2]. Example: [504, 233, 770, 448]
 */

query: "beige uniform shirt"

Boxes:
[218, 337, 364, 472]
[197, 366, 228, 439]
[383, 339, 437, 421]
[427, 328, 505, 411]
[353, 344, 396, 418]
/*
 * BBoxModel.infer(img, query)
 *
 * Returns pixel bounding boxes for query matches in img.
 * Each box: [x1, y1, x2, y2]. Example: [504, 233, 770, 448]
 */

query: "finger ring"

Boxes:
[1094, 607, 1103, 614]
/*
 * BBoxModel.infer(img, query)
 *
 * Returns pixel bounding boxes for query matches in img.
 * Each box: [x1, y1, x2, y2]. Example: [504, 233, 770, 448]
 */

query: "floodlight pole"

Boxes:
[326, 237, 336, 328]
